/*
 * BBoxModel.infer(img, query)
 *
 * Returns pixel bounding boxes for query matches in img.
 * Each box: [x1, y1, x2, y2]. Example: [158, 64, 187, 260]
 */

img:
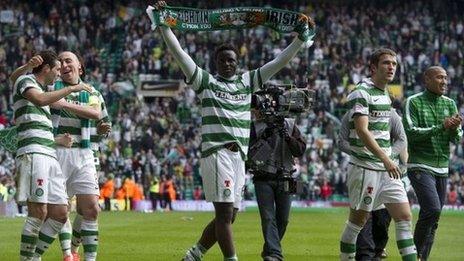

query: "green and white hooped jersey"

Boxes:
[188, 67, 262, 159]
[51, 80, 99, 149]
[13, 75, 56, 158]
[346, 78, 392, 170]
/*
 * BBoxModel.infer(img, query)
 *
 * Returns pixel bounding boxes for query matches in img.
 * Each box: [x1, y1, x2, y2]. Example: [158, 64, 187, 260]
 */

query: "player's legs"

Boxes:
[18, 154, 68, 260]
[340, 208, 369, 261]
[340, 165, 376, 261]
[214, 202, 236, 258]
[33, 155, 68, 259]
[184, 149, 240, 260]
[197, 208, 239, 250]
[183, 207, 239, 261]
[384, 203, 415, 261]
[408, 170, 446, 260]
[16, 154, 45, 260]
[61, 149, 100, 261]
[58, 216, 73, 259]
[75, 194, 100, 261]
[20, 202, 46, 260]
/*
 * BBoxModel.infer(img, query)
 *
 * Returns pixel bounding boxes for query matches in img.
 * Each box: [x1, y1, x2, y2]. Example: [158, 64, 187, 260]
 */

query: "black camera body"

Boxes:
[252, 83, 315, 123]
[249, 83, 313, 194]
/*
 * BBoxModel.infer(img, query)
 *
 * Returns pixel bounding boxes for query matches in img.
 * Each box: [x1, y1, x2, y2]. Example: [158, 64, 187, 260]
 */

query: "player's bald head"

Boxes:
[423, 66, 446, 79]
[423, 66, 448, 95]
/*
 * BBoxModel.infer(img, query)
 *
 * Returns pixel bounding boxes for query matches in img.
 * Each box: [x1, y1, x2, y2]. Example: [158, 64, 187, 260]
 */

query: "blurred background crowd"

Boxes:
[1, 0, 464, 209]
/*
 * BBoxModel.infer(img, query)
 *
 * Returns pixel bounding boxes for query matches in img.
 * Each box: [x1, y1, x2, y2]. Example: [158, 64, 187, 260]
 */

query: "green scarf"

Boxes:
[53, 80, 91, 148]
[146, 5, 315, 43]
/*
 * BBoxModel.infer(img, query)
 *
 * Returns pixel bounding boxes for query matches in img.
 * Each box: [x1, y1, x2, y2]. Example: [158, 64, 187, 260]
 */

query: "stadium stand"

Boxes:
[0, 0, 464, 209]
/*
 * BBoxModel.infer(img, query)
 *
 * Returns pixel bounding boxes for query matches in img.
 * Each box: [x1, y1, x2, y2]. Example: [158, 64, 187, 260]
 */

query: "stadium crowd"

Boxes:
[1, 0, 464, 208]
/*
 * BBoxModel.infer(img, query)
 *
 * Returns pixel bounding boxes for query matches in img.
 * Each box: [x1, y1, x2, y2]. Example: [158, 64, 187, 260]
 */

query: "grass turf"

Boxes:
[1, 208, 463, 260]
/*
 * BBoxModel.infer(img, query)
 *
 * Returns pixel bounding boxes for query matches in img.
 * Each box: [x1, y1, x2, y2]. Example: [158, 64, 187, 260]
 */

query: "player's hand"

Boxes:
[307, 15, 316, 30]
[70, 83, 93, 93]
[56, 133, 74, 148]
[50, 98, 67, 109]
[449, 114, 463, 129]
[154, 1, 167, 10]
[27, 55, 43, 70]
[444, 115, 462, 130]
[382, 157, 401, 179]
[97, 122, 112, 135]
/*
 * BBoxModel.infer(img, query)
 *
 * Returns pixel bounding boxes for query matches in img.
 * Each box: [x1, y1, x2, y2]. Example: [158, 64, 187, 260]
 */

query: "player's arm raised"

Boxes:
[258, 16, 315, 84]
[9, 55, 43, 84]
[155, 1, 196, 82]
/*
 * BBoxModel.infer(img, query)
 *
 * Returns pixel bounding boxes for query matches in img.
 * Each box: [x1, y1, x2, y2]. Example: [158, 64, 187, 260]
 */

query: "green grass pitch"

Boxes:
[1, 208, 463, 260]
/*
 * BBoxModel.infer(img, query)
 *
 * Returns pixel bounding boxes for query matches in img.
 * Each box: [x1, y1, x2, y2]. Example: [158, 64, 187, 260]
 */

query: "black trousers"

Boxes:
[254, 179, 291, 261]
[356, 208, 391, 261]
[408, 170, 447, 261]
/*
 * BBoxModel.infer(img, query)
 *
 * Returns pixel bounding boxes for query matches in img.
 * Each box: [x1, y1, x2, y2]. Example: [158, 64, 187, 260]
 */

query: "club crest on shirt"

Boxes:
[35, 188, 44, 197]
[363, 196, 372, 205]
[223, 188, 231, 197]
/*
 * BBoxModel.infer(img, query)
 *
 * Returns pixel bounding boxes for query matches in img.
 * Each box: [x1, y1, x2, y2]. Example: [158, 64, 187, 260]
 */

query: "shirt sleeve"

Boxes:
[403, 97, 444, 142]
[338, 112, 352, 154]
[242, 70, 263, 93]
[390, 110, 407, 158]
[17, 77, 42, 96]
[346, 89, 369, 116]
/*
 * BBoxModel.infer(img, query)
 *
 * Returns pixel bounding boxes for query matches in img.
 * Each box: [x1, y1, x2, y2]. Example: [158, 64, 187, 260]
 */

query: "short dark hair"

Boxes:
[369, 48, 396, 69]
[32, 50, 59, 74]
[214, 43, 239, 61]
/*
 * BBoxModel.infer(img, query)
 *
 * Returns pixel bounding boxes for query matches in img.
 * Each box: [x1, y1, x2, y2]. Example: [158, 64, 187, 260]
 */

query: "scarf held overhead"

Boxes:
[146, 5, 315, 43]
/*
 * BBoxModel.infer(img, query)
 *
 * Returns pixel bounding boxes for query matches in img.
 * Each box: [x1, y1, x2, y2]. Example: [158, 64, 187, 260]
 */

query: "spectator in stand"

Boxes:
[320, 180, 333, 201]
[149, 177, 161, 211]
[101, 174, 115, 211]
[194, 186, 204, 201]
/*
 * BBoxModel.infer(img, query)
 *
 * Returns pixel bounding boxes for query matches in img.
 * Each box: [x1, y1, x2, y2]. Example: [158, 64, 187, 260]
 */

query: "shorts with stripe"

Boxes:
[200, 148, 245, 209]
[16, 153, 68, 205]
[347, 164, 408, 212]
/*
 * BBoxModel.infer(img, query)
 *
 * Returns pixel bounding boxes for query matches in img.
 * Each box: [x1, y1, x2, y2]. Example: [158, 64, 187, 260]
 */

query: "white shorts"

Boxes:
[57, 148, 99, 198]
[347, 164, 408, 212]
[16, 153, 67, 205]
[200, 148, 245, 208]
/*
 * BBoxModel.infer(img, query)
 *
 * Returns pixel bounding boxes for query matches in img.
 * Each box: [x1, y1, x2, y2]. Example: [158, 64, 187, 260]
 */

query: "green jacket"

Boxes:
[403, 90, 463, 176]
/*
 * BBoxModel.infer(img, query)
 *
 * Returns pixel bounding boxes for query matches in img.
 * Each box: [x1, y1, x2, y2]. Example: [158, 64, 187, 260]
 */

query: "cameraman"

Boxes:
[248, 96, 307, 261]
